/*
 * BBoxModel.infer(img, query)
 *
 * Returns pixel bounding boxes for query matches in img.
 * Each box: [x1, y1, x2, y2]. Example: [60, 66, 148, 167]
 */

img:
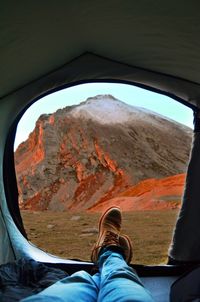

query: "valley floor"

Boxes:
[21, 209, 179, 265]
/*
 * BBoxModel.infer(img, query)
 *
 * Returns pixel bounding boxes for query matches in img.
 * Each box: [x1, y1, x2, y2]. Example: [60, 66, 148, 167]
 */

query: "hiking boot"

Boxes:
[119, 234, 133, 264]
[91, 206, 122, 263]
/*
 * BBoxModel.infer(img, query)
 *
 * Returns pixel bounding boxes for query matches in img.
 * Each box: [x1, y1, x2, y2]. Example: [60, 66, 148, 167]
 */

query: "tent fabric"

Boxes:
[0, 210, 14, 264]
[0, 258, 67, 301]
[170, 266, 200, 301]
[169, 125, 200, 262]
[1, 51, 199, 266]
[1, 1, 200, 267]
[1, 2, 200, 104]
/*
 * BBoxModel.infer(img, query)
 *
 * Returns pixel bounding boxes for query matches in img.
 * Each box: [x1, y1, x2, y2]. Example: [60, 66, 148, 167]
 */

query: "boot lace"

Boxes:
[102, 231, 119, 246]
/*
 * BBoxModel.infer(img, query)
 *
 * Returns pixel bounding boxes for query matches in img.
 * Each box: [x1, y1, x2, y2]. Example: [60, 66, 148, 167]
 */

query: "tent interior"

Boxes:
[1, 1, 200, 301]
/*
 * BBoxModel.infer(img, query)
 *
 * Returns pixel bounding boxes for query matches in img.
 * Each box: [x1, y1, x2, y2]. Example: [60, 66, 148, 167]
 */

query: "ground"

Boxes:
[21, 209, 178, 265]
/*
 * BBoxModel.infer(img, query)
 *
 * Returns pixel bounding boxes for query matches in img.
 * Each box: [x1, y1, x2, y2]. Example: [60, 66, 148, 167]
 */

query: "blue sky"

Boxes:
[14, 83, 193, 150]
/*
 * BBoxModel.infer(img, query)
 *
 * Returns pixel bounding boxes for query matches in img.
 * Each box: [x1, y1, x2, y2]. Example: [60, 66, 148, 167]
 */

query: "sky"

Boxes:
[14, 83, 193, 150]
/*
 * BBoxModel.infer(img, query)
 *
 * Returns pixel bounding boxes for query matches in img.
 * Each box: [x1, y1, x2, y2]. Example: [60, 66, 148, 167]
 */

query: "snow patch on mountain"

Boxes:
[70, 95, 147, 124]
[70, 95, 190, 131]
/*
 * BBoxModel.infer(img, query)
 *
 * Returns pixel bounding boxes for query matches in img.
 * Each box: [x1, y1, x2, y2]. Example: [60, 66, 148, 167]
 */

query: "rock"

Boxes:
[70, 215, 81, 221]
[81, 227, 98, 234]
[79, 233, 94, 237]
[47, 224, 55, 229]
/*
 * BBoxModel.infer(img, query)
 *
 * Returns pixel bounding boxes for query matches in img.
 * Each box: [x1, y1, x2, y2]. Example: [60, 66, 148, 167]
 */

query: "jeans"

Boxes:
[21, 249, 154, 302]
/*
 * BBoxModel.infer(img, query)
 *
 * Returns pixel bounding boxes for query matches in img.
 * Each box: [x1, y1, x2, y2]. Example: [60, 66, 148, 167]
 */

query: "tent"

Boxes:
[1, 1, 200, 300]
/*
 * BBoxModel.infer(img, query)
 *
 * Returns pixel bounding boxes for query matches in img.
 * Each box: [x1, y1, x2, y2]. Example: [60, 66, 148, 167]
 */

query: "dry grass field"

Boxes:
[21, 209, 179, 265]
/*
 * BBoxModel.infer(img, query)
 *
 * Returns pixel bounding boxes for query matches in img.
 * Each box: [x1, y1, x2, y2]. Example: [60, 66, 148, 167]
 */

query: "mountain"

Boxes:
[14, 95, 192, 211]
[89, 173, 185, 212]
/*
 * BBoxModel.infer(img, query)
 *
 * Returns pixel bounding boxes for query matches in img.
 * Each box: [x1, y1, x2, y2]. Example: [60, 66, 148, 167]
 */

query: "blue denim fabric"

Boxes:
[21, 249, 154, 302]
[97, 249, 154, 302]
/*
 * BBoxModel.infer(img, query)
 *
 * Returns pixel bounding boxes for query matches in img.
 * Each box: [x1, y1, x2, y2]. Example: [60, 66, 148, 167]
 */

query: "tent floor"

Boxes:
[142, 276, 177, 302]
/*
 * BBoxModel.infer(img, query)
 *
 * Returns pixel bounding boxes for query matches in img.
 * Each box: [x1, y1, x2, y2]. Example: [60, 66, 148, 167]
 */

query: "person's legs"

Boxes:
[91, 206, 154, 302]
[21, 270, 99, 302]
[98, 249, 154, 302]
[22, 206, 154, 302]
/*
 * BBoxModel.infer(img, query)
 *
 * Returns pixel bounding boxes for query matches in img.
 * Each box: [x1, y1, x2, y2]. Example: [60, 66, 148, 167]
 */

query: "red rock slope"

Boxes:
[89, 174, 185, 212]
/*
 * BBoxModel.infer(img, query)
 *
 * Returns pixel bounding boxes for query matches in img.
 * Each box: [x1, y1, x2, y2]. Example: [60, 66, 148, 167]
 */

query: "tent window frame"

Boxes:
[3, 79, 195, 268]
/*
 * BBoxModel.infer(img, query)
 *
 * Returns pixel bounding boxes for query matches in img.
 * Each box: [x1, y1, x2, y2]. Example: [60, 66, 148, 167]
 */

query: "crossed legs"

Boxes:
[22, 207, 154, 302]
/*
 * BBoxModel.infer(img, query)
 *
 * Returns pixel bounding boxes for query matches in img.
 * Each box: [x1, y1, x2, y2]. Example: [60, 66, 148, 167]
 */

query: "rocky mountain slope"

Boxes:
[89, 173, 185, 212]
[15, 95, 192, 211]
